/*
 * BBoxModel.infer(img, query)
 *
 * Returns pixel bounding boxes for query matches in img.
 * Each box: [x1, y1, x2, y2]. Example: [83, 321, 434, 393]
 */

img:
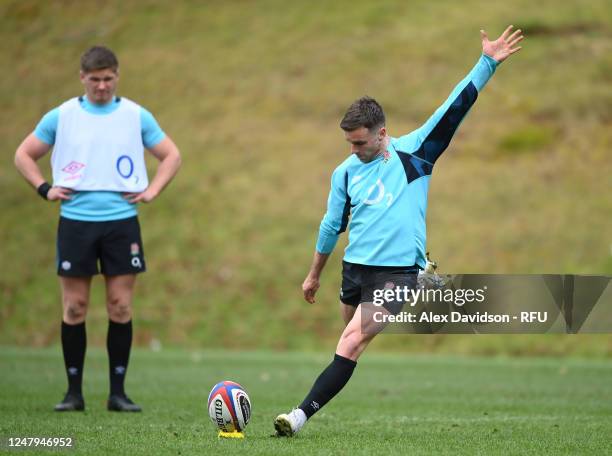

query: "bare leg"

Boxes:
[340, 302, 357, 326]
[60, 276, 91, 324]
[336, 302, 390, 361]
[105, 274, 136, 323]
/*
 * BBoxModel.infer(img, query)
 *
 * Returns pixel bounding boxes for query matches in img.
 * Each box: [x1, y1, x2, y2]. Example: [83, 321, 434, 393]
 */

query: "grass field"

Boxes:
[1, 347, 611, 455]
[1, 0, 611, 352]
[2, 3, 610, 453]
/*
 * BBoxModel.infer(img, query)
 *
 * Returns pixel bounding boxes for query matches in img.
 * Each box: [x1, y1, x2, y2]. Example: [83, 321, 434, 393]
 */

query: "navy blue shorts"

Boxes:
[340, 261, 419, 314]
[56, 216, 146, 277]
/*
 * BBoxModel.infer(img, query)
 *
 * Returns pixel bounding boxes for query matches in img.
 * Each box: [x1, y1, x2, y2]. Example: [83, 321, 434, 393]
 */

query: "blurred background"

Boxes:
[1, 0, 610, 356]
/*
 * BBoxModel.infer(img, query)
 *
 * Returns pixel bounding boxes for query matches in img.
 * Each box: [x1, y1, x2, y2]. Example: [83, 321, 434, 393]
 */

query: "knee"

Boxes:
[107, 296, 132, 322]
[63, 297, 88, 323]
[337, 328, 371, 361]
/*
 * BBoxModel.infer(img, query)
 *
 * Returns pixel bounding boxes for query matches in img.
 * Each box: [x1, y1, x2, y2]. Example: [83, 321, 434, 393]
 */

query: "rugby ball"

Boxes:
[207, 381, 251, 432]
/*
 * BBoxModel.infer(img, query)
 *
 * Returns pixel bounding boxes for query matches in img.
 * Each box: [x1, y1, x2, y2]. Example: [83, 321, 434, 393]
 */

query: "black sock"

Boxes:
[61, 321, 86, 396]
[298, 354, 357, 419]
[107, 319, 132, 397]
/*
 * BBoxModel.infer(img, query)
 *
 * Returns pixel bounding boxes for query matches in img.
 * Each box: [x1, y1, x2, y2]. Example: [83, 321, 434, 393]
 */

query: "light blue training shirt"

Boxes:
[34, 96, 165, 221]
[316, 54, 498, 268]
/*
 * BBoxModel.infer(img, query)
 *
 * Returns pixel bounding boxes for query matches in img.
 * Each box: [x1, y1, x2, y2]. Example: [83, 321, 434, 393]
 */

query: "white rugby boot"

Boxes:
[274, 408, 307, 436]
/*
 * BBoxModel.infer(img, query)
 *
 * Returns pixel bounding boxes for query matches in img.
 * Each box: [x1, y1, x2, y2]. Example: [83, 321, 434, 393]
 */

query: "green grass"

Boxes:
[0, 0, 611, 352]
[1, 347, 611, 455]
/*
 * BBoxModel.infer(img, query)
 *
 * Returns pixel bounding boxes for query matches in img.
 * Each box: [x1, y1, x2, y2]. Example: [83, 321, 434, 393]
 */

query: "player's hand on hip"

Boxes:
[481, 25, 523, 63]
[123, 188, 158, 204]
[47, 186, 73, 201]
[302, 275, 320, 304]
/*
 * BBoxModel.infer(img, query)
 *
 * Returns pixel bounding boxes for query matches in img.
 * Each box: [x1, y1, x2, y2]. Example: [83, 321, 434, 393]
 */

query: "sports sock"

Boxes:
[61, 321, 86, 396]
[107, 319, 132, 397]
[298, 353, 357, 419]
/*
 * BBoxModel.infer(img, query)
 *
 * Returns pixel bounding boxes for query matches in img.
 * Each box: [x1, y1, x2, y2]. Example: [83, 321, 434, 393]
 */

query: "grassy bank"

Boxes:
[1, 0, 610, 353]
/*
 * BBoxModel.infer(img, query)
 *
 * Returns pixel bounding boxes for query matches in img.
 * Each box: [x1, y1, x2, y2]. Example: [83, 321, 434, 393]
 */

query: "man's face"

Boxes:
[344, 126, 386, 163]
[80, 68, 119, 104]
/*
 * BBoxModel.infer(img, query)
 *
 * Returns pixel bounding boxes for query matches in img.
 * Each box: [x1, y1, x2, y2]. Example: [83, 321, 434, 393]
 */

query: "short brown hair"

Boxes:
[340, 96, 385, 132]
[80, 46, 118, 73]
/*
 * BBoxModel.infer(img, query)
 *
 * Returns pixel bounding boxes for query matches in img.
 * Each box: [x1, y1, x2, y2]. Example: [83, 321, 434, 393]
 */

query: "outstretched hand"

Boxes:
[481, 25, 523, 63]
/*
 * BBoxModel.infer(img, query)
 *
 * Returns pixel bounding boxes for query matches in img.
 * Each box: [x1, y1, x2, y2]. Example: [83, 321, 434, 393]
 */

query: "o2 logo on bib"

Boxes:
[116, 155, 134, 178]
[363, 179, 394, 207]
[116, 155, 140, 185]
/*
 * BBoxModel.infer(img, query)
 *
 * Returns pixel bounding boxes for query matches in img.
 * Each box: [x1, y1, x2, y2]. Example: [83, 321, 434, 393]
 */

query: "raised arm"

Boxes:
[394, 26, 523, 163]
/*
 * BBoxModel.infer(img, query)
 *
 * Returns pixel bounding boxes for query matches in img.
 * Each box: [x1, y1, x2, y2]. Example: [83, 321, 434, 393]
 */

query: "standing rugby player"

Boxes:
[15, 46, 181, 412]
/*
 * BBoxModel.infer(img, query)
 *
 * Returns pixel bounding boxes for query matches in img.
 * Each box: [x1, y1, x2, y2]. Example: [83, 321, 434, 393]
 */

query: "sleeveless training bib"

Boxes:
[51, 97, 148, 192]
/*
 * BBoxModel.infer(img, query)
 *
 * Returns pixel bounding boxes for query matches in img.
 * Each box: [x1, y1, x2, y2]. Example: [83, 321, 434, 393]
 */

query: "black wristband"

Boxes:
[37, 182, 52, 200]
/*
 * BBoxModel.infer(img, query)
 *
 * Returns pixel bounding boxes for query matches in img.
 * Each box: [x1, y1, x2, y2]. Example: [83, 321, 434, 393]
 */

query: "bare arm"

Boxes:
[15, 133, 50, 188]
[302, 251, 330, 304]
[124, 136, 181, 204]
[14, 133, 72, 201]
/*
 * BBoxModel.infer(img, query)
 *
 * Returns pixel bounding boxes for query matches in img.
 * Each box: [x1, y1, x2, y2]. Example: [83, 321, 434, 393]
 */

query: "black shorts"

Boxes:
[340, 261, 419, 314]
[56, 216, 146, 277]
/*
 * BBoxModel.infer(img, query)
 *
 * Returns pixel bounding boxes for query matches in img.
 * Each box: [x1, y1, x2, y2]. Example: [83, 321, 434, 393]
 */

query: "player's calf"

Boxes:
[274, 353, 357, 436]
